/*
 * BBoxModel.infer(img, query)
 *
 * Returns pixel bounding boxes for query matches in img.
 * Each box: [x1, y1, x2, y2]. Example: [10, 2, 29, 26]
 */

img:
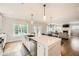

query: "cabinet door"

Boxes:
[37, 42, 45, 56]
[48, 40, 61, 56]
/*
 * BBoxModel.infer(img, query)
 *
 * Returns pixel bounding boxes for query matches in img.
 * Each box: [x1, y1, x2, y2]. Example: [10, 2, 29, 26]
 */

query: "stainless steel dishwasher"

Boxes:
[29, 38, 37, 56]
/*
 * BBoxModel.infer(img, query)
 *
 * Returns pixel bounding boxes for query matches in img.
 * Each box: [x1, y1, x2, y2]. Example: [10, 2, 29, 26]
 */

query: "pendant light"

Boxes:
[30, 13, 34, 25]
[43, 4, 46, 21]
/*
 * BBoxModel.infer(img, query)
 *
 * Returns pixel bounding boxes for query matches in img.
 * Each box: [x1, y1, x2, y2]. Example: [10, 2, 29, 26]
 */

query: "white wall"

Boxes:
[2, 16, 47, 42]
[0, 16, 2, 32]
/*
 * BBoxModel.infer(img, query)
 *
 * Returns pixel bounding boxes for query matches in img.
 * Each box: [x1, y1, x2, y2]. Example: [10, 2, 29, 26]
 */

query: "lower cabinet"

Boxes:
[48, 41, 61, 56]
[37, 40, 61, 56]
[37, 42, 46, 56]
[25, 37, 61, 56]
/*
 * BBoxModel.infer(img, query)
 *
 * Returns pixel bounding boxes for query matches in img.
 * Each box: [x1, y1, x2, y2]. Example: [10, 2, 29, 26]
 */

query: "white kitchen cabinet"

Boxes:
[25, 35, 61, 56]
[37, 40, 61, 56]
[0, 33, 7, 48]
[37, 42, 45, 56]
[48, 40, 61, 56]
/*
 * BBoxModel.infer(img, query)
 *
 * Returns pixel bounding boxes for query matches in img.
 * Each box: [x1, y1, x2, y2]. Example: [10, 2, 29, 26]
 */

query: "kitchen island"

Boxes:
[25, 35, 61, 56]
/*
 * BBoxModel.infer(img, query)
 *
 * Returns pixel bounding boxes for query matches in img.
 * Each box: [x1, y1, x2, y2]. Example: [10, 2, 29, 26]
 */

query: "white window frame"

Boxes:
[13, 24, 28, 36]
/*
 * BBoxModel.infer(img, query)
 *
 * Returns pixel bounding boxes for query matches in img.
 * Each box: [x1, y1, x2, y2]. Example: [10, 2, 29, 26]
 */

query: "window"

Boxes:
[56, 25, 62, 32]
[47, 24, 56, 33]
[71, 25, 79, 29]
[14, 24, 28, 36]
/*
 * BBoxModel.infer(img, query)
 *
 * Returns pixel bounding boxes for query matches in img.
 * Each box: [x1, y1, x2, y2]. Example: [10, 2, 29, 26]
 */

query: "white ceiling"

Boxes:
[0, 3, 79, 24]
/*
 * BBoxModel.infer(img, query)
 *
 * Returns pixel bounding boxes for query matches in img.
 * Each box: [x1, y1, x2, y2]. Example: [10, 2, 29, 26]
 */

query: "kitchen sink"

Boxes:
[27, 35, 35, 37]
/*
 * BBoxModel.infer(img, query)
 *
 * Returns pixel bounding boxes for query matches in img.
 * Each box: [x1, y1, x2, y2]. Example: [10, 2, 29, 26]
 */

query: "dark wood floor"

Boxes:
[61, 39, 79, 56]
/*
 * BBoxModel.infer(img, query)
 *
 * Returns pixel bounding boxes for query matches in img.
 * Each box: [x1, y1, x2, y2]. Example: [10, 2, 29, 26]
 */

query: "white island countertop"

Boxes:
[29, 35, 61, 46]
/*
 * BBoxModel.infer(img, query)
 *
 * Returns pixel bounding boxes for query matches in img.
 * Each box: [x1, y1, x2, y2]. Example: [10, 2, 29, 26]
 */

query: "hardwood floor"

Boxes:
[61, 39, 79, 56]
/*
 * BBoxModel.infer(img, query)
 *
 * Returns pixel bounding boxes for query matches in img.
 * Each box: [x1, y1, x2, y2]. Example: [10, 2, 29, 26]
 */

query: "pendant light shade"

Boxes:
[30, 13, 34, 24]
[43, 4, 46, 21]
[43, 15, 46, 21]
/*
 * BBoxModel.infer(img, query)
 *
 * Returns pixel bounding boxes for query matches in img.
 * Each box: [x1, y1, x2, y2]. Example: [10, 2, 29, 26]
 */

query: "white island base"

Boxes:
[28, 35, 61, 56]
